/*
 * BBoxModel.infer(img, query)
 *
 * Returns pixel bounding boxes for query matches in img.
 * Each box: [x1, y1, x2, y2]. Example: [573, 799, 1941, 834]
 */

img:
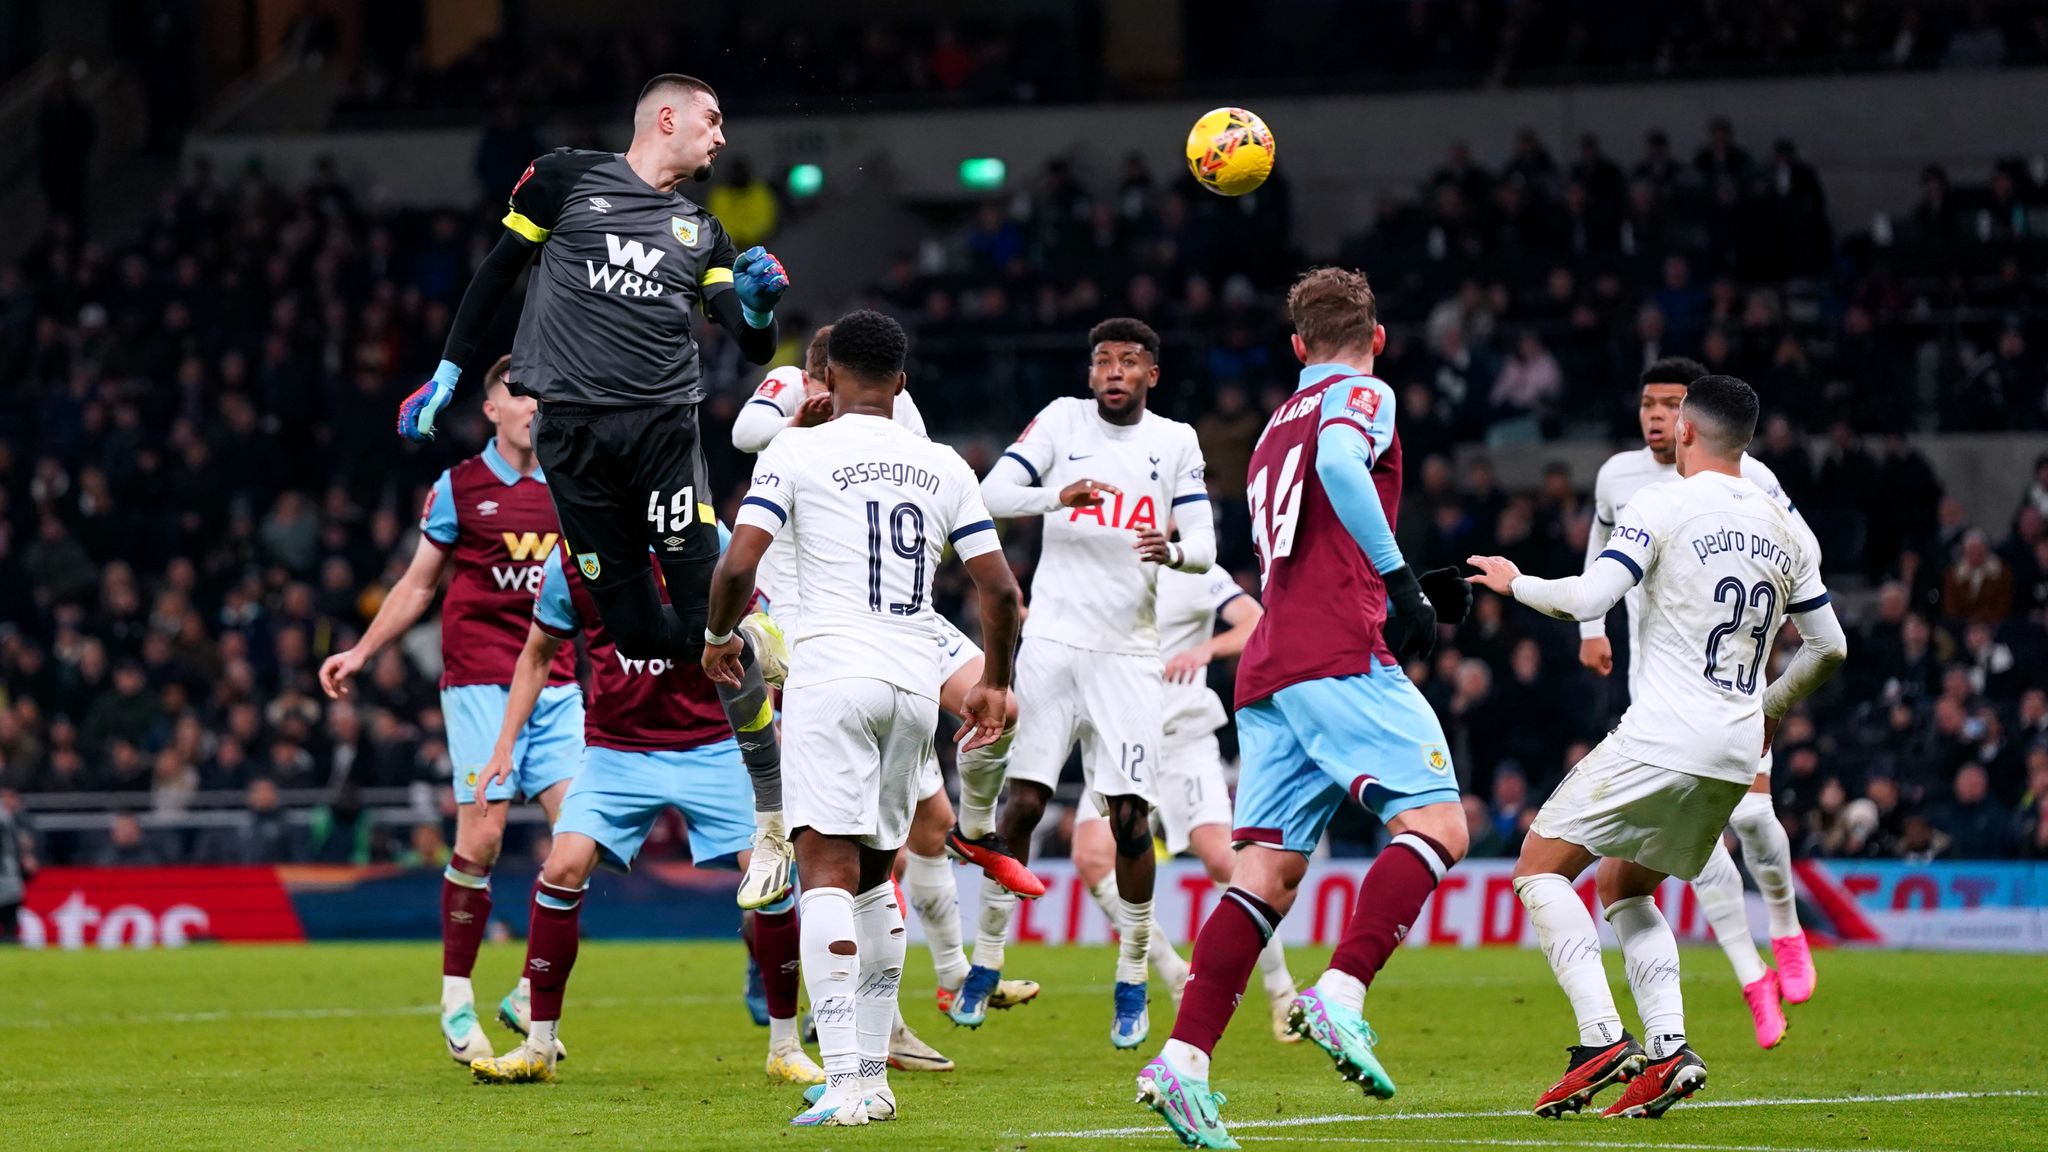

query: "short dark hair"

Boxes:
[1642, 356, 1708, 387]
[1088, 317, 1160, 360]
[826, 310, 907, 381]
[1286, 267, 1378, 358]
[1683, 374, 1759, 453]
[805, 325, 833, 377]
[639, 73, 717, 106]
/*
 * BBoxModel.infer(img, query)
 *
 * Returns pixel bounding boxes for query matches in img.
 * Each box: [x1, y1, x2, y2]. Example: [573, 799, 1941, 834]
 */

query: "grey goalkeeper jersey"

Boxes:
[504, 148, 741, 407]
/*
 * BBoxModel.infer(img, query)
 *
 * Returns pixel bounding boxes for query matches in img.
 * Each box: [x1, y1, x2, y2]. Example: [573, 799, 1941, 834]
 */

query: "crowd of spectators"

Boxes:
[892, 118, 2047, 451]
[3, 100, 2047, 869]
[1196, 0, 2048, 89]
[335, 15, 1083, 126]
[328, 0, 2048, 125]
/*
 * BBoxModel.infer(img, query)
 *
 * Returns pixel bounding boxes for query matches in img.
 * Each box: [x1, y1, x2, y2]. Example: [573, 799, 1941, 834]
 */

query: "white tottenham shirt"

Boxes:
[1520, 471, 1828, 784]
[1583, 448, 1793, 685]
[1155, 567, 1249, 740]
[732, 366, 929, 626]
[981, 397, 1214, 657]
[736, 413, 998, 699]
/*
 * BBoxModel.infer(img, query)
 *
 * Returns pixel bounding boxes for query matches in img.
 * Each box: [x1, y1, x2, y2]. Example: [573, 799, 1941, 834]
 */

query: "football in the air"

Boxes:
[1185, 106, 1275, 196]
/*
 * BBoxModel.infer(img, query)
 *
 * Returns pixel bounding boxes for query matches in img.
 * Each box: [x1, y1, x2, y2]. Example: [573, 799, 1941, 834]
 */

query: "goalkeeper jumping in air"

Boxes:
[398, 74, 802, 907]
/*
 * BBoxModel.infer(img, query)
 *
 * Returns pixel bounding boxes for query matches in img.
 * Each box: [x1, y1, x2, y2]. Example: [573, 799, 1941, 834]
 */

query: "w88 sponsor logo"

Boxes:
[586, 234, 667, 297]
[615, 650, 681, 677]
[491, 532, 558, 593]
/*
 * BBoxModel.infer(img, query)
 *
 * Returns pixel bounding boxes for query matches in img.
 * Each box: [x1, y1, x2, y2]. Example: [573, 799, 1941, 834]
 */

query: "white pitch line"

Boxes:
[1028, 1089, 2045, 1138]
[0, 992, 730, 1030]
[1239, 1137, 1922, 1152]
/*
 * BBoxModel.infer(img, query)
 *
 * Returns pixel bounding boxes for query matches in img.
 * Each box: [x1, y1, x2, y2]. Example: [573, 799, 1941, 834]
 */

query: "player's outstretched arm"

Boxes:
[980, 452, 1062, 517]
[703, 524, 773, 685]
[960, 550, 1022, 752]
[476, 623, 568, 806]
[318, 535, 451, 699]
[1468, 553, 1636, 622]
[703, 245, 786, 365]
[398, 231, 538, 441]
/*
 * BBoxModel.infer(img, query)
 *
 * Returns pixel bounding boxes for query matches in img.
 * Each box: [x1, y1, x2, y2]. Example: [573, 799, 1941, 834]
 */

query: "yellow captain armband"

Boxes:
[503, 211, 550, 243]
[700, 266, 735, 288]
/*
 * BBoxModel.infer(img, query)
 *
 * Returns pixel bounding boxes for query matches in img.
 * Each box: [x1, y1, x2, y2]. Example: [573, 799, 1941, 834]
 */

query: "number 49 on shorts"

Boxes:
[647, 487, 700, 535]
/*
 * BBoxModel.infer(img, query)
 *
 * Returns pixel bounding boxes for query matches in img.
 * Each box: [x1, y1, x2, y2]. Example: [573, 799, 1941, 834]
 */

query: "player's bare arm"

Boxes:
[318, 538, 451, 698]
[1165, 592, 1262, 684]
[1059, 478, 1118, 507]
[703, 524, 772, 685]
[475, 623, 568, 806]
[1469, 552, 1635, 623]
[957, 550, 1021, 752]
[791, 392, 833, 428]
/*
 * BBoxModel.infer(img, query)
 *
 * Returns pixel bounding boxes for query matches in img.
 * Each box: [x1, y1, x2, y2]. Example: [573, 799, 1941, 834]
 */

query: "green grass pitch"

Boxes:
[4, 942, 2045, 1150]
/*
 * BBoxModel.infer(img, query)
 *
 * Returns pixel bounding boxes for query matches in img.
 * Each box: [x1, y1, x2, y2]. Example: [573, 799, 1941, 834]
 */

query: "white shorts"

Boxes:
[1008, 638, 1162, 805]
[917, 755, 944, 803]
[936, 615, 981, 685]
[783, 678, 938, 851]
[1153, 728, 1233, 855]
[1529, 740, 1749, 881]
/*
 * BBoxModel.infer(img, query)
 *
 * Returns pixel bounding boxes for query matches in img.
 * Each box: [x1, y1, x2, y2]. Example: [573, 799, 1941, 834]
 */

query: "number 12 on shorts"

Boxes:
[1120, 742, 1146, 782]
[648, 487, 698, 534]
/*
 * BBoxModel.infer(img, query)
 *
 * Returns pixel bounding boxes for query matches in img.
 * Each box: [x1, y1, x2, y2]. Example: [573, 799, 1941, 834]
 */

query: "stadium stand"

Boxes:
[3, 6, 2047, 874]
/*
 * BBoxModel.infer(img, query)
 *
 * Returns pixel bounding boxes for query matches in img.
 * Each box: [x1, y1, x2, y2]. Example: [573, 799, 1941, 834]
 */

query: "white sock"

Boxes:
[799, 887, 860, 1099]
[1088, 873, 1121, 921]
[1731, 792, 1800, 939]
[904, 850, 968, 989]
[956, 728, 1012, 841]
[853, 883, 905, 1098]
[441, 974, 473, 1008]
[1257, 931, 1295, 1000]
[769, 1015, 800, 1051]
[755, 808, 786, 838]
[1117, 897, 1153, 986]
[1693, 839, 1768, 985]
[1313, 966, 1365, 1014]
[1152, 925, 1190, 989]
[529, 1018, 558, 1052]
[1607, 894, 1686, 1059]
[972, 875, 1017, 971]
[1514, 874, 1624, 1047]
[1163, 1037, 1211, 1081]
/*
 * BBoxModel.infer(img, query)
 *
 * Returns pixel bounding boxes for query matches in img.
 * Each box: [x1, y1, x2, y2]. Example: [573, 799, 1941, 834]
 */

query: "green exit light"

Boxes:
[958, 157, 1006, 190]
[787, 163, 823, 198]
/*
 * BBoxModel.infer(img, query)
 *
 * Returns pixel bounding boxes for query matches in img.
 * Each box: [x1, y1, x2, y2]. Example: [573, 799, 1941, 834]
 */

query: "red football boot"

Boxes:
[1602, 1046, 1708, 1118]
[1532, 1032, 1648, 1118]
[945, 827, 1046, 898]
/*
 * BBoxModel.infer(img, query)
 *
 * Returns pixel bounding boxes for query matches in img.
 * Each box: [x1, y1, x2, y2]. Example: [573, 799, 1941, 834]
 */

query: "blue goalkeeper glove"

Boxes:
[733, 246, 789, 328]
[398, 360, 461, 442]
